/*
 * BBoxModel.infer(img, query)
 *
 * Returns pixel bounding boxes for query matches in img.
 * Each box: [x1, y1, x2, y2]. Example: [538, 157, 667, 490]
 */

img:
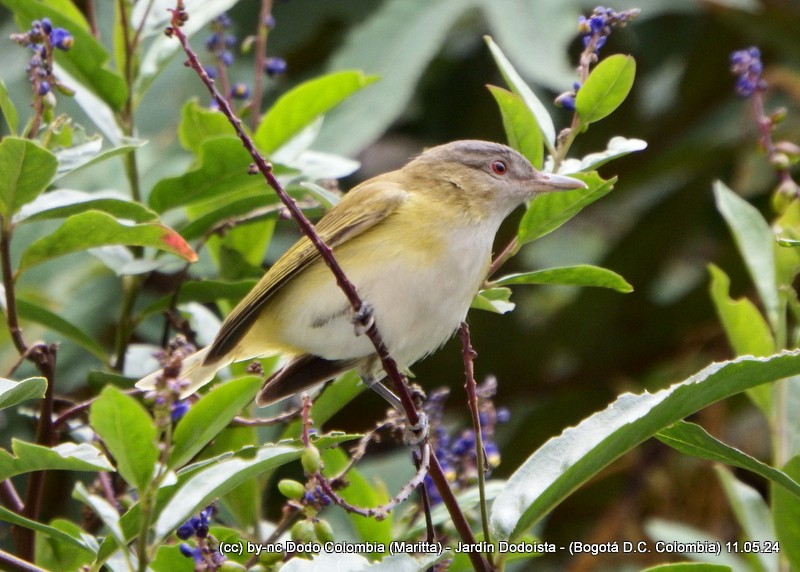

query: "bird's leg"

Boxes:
[350, 301, 375, 336]
[361, 374, 402, 410]
[361, 374, 429, 445]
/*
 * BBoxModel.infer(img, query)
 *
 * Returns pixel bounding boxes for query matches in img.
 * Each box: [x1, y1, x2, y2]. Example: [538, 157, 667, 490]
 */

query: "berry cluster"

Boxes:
[555, 5, 640, 112]
[202, 11, 287, 103]
[422, 380, 510, 504]
[730, 47, 766, 98]
[578, 6, 639, 54]
[10, 18, 73, 100]
[144, 336, 195, 424]
[176, 506, 226, 569]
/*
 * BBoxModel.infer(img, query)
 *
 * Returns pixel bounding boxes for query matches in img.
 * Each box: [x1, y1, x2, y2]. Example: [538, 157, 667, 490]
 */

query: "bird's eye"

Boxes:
[491, 160, 508, 175]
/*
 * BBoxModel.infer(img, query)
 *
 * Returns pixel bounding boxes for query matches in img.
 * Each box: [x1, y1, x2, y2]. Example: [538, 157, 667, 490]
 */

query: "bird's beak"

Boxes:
[531, 172, 588, 193]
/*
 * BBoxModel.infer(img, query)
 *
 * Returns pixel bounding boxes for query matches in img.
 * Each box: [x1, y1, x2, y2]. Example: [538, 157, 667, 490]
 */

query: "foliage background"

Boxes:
[1, 0, 799, 569]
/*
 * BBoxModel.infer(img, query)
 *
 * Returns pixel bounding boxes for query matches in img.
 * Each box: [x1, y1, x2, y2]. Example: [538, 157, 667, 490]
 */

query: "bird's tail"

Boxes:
[135, 346, 229, 398]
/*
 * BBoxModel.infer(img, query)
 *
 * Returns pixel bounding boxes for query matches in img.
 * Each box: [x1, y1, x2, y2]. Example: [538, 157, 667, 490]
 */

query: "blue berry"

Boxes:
[50, 28, 73, 51]
[231, 83, 251, 99]
[264, 56, 287, 77]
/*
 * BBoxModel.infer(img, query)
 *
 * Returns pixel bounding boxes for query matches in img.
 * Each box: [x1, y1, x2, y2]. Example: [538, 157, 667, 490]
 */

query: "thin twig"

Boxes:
[250, 0, 274, 131]
[0, 480, 23, 513]
[0, 549, 47, 572]
[459, 323, 491, 547]
[167, 7, 488, 569]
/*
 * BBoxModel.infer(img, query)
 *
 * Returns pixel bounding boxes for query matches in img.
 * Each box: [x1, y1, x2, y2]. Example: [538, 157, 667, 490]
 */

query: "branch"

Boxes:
[167, 7, 489, 569]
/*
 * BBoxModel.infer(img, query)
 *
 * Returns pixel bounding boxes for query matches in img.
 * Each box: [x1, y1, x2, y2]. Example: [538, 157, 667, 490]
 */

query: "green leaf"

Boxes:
[485, 36, 556, 153]
[0, 506, 94, 555]
[314, 0, 468, 156]
[487, 86, 544, 169]
[572, 136, 648, 172]
[0, 377, 46, 410]
[471, 287, 515, 314]
[0, 137, 58, 219]
[494, 265, 632, 293]
[707, 264, 775, 357]
[575, 54, 636, 126]
[714, 181, 780, 332]
[90, 386, 158, 491]
[3, 0, 128, 111]
[149, 138, 294, 213]
[0, 440, 113, 481]
[517, 172, 614, 244]
[15, 189, 158, 224]
[53, 136, 145, 182]
[73, 482, 127, 551]
[254, 71, 378, 155]
[35, 519, 95, 572]
[153, 444, 302, 541]
[15, 298, 107, 362]
[178, 100, 235, 155]
[774, 456, 800, 569]
[714, 466, 778, 572]
[489, 351, 800, 541]
[136, 0, 240, 98]
[707, 264, 775, 413]
[20, 211, 197, 271]
[657, 421, 800, 500]
[169, 376, 263, 469]
[0, 79, 19, 136]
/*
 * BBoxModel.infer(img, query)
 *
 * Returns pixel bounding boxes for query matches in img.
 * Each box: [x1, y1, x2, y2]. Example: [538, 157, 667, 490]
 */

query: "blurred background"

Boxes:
[1, 0, 800, 569]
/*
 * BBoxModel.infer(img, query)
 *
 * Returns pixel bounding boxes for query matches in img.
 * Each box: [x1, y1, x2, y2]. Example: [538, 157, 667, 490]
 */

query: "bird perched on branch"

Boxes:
[137, 140, 585, 407]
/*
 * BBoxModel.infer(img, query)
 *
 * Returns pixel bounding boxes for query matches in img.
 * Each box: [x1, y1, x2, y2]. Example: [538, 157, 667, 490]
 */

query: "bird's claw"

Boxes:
[351, 302, 375, 336]
[403, 412, 429, 445]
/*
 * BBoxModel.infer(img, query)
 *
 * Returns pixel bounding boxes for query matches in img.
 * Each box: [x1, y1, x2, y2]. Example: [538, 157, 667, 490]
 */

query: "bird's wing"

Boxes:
[204, 178, 408, 362]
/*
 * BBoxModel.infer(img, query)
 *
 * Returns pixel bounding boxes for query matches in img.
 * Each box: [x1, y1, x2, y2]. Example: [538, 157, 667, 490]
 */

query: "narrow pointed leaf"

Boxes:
[658, 421, 800, 500]
[471, 287, 515, 314]
[714, 466, 778, 572]
[518, 172, 613, 244]
[0, 440, 113, 481]
[0, 79, 18, 136]
[773, 456, 800, 568]
[73, 482, 127, 550]
[169, 376, 262, 469]
[485, 36, 556, 152]
[0, 377, 46, 410]
[53, 137, 145, 182]
[0, 506, 94, 554]
[494, 265, 632, 293]
[487, 86, 544, 169]
[714, 181, 780, 332]
[254, 71, 378, 154]
[576, 136, 647, 171]
[17, 298, 107, 361]
[490, 351, 800, 541]
[15, 189, 158, 224]
[20, 211, 197, 271]
[153, 444, 301, 541]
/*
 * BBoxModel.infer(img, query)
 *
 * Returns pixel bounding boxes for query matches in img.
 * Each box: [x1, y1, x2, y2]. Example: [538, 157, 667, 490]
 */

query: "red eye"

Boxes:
[491, 160, 508, 175]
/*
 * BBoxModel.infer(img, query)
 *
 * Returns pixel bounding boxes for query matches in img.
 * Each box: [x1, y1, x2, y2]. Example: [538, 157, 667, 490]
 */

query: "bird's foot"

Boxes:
[403, 412, 429, 445]
[351, 302, 375, 336]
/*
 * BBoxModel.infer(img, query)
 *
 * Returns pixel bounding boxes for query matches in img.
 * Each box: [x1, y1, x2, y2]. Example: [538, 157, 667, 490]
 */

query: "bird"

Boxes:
[136, 140, 585, 406]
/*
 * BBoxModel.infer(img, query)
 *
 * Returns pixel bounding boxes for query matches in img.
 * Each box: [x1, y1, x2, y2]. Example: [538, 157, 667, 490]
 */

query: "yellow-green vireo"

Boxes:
[137, 140, 585, 405]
